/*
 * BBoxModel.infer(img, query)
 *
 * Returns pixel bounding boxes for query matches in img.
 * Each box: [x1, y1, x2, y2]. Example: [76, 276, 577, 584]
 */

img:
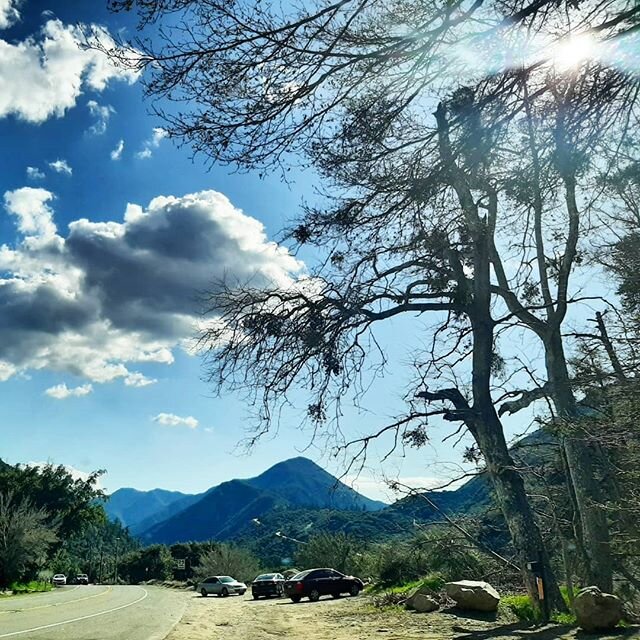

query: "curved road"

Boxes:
[0, 585, 187, 639]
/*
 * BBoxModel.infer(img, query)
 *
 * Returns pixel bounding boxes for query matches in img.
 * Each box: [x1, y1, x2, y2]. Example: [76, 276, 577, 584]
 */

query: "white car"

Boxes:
[52, 574, 67, 586]
[198, 575, 247, 597]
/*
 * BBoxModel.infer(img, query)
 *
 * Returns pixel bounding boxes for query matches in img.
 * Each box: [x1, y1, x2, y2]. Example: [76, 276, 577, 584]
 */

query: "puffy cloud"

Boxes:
[48, 159, 72, 176]
[0, 0, 20, 30]
[135, 127, 167, 159]
[110, 139, 124, 160]
[26, 166, 45, 180]
[124, 372, 157, 387]
[152, 413, 198, 429]
[0, 190, 303, 386]
[45, 382, 93, 399]
[0, 19, 138, 123]
[4, 187, 57, 241]
[87, 100, 115, 135]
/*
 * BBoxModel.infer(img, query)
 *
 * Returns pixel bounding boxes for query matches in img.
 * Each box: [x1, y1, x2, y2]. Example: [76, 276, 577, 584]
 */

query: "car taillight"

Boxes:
[295, 582, 303, 592]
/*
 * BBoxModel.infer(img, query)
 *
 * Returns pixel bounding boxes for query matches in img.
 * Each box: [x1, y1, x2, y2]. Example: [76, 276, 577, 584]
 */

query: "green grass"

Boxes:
[6, 581, 53, 596]
[499, 590, 577, 625]
[368, 573, 446, 595]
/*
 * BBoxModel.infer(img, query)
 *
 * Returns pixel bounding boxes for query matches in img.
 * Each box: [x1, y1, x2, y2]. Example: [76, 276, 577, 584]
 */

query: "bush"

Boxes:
[9, 580, 53, 595]
[295, 533, 368, 576]
[500, 594, 539, 622]
[195, 544, 261, 583]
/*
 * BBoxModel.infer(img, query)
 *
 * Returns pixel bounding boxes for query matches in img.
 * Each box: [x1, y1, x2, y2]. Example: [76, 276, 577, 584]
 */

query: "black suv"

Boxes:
[284, 568, 363, 602]
[251, 573, 285, 599]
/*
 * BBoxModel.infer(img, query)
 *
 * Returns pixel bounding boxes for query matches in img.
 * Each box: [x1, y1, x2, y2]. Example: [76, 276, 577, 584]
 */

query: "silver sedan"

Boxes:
[198, 575, 247, 597]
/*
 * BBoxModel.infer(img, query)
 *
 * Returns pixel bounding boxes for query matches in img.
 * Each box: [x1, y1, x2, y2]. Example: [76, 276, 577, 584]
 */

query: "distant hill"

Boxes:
[139, 457, 386, 544]
[104, 488, 200, 532]
[106, 432, 558, 551]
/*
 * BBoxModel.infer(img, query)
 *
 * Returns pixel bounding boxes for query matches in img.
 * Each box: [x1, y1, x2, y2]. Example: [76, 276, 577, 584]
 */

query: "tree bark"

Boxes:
[433, 102, 567, 616]
[544, 328, 614, 592]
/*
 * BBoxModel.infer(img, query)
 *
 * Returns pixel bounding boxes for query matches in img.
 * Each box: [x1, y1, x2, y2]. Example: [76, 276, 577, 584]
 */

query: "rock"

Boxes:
[445, 580, 500, 612]
[574, 586, 623, 632]
[410, 593, 440, 613]
[405, 583, 439, 612]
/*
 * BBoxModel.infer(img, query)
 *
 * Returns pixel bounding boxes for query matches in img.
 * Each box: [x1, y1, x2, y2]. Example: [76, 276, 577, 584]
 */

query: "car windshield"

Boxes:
[291, 570, 312, 580]
[219, 576, 235, 583]
[255, 574, 276, 581]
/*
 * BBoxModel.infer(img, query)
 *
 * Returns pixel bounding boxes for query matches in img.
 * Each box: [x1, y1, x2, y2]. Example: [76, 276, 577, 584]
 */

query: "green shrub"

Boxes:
[420, 572, 446, 592]
[500, 594, 539, 622]
[9, 580, 53, 595]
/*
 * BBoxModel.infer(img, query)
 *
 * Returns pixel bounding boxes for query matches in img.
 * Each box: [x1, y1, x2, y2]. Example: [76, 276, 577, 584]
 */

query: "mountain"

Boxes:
[389, 429, 558, 522]
[245, 457, 387, 512]
[139, 457, 386, 544]
[104, 488, 200, 532]
[112, 432, 557, 549]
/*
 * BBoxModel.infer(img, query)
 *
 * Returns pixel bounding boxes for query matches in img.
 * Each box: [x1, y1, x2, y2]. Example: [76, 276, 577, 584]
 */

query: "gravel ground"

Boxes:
[166, 591, 640, 640]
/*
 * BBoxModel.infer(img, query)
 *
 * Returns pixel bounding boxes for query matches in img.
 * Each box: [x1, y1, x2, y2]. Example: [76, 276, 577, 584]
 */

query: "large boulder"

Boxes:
[574, 586, 623, 632]
[411, 593, 440, 613]
[445, 580, 500, 612]
[405, 583, 440, 613]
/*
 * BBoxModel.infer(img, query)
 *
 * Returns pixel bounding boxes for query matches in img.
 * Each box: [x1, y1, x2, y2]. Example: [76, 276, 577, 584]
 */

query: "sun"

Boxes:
[552, 33, 597, 71]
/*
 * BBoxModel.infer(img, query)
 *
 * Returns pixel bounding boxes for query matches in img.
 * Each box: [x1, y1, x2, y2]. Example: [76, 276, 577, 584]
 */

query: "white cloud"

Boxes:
[0, 0, 20, 30]
[0, 19, 138, 123]
[152, 413, 199, 429]
[135, 127, 167, 159]
[25, 461, 102, 488]
[45, 382, 93, 399]
[48, 159, 72, 176]
[26, 166, 45, 180]
[0, 361, 16, 381]
[87, 100, 114, 135]
[0, 190, 303, 386]
[4, 187, 57, 241]
[124, 372, 157, 387]
[110, 139, 124, 160]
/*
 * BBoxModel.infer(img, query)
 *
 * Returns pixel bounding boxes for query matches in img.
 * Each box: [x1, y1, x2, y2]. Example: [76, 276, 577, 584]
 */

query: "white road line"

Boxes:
[0, 588, 149, 638]
[0, 587, 112, 614]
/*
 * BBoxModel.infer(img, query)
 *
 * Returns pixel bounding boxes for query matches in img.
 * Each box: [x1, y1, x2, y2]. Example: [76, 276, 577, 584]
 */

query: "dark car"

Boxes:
[284, 568, 363, 603]
[251, 572, 285, 599]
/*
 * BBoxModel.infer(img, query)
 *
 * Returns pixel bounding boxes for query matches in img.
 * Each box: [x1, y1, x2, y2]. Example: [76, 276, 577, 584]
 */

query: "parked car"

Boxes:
[251, 573, 285, 599]
[76, 574, 89, 585]
[284, 568, 363, 603]
[52, 574, 67, 586]
[198, 575, 247, 597]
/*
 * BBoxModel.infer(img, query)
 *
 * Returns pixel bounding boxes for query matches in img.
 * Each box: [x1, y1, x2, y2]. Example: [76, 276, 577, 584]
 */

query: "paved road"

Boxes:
[0, 585, 187, 639]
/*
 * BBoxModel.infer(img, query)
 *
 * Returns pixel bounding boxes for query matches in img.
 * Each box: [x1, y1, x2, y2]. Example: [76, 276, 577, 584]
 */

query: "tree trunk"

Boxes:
[470, 225, 566, 616]
[544, 328, 613, 592]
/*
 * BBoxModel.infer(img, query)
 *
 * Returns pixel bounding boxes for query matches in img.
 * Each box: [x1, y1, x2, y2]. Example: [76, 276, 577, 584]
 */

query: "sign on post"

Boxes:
[175, 559, 186, 570]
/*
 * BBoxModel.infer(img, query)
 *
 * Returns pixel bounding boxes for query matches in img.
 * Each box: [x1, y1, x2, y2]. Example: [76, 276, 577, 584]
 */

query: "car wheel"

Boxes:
[253, 594, 259, 600]
[349, 584, 360, 597]
[201, 589, 208, 597]
[290, 595, 301, 603]
[308, 589, 320, 602]
[221, 587, 229, 597]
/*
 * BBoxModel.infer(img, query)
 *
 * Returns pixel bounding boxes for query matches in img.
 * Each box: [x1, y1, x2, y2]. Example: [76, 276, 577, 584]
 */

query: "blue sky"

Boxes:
[0, 0, 543, 501]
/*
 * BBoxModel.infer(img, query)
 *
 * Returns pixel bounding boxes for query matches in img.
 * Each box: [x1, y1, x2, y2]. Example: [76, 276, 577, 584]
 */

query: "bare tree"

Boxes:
[0, 491, 58, 588]
[101, 0, 640, 603]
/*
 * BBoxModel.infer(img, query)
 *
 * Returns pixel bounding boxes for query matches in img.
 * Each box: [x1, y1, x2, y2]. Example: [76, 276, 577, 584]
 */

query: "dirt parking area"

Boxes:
[166, 591, 640, 640]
